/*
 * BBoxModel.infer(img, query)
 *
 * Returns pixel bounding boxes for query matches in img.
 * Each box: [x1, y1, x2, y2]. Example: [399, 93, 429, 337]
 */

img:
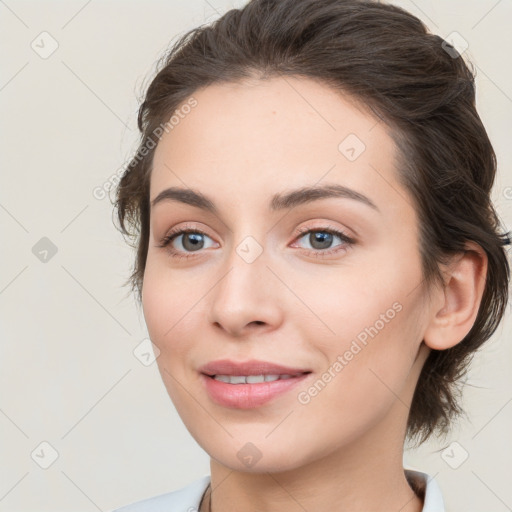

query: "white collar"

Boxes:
[405, 469, 445, 511]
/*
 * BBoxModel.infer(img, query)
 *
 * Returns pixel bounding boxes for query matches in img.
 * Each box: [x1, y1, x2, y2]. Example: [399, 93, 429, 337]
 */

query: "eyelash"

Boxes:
[157, 223, 356, 261]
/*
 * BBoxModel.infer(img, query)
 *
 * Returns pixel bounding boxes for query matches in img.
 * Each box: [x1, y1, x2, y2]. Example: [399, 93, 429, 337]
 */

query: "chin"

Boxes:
[198, 435, 307, 474]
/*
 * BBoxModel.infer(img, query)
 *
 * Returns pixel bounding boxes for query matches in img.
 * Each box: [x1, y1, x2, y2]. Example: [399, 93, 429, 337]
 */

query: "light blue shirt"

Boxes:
[111, 469, 444, 511]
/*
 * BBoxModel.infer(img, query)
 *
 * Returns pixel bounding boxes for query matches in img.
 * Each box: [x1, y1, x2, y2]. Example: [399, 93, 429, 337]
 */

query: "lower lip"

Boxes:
[201, 373, 311, 409]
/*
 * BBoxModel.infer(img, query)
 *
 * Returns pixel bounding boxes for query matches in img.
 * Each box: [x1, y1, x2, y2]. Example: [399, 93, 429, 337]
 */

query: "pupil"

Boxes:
[311, 232, 332, 249]
[183, 233, 204, 251]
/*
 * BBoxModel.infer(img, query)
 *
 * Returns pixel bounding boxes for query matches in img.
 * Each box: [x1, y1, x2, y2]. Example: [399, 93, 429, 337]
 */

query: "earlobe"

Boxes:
[423, 242, 488, 351]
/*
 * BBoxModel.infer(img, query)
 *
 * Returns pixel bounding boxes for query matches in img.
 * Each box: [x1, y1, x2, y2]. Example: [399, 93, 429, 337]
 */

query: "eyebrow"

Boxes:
[150, 183, 380, 213]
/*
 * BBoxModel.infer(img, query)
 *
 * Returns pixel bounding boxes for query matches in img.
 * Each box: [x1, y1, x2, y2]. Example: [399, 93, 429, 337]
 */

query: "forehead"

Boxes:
[150, 76, 407, 216]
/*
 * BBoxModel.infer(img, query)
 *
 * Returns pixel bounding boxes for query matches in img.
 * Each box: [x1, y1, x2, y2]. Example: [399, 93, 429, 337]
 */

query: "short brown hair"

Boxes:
[113, 0, 510, 445]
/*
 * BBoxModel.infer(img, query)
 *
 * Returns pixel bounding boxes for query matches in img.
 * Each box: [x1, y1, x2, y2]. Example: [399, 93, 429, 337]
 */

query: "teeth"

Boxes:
[212, 374, 296, 384]
[247, 375, 268, 383]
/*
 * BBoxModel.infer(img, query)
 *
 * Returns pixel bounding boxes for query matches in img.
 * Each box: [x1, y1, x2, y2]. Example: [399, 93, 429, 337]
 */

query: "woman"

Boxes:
[111, 0, 510, 510]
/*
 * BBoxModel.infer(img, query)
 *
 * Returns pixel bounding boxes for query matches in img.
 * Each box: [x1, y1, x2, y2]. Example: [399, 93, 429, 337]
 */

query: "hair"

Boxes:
[113, 0, 510, 446]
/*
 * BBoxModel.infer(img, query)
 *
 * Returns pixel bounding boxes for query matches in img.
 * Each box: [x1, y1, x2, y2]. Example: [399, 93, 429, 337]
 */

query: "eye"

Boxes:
[157, 225, 217, 260]
[292, 225, 355, 257]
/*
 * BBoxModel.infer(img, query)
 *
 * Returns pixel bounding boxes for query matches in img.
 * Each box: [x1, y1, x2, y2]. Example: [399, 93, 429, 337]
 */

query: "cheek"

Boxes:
[141, 276, 169, 346]
[300, 265, 423, 408]
[142, 270, 197, 410]
[142, 255, 194, 338]
[298, 267, 401, 352]
[141, 263, 191, 366]
[141, 260, 214, 395]
[293, 312, 418, 449]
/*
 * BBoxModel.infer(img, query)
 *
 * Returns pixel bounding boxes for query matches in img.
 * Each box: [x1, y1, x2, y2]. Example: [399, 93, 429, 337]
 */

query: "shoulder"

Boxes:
[110, 475, 211, 512]
[405, 469, 445, 512]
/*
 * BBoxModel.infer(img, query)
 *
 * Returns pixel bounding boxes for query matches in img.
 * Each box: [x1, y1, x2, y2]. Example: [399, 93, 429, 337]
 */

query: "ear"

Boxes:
[423, 241, 488, 351]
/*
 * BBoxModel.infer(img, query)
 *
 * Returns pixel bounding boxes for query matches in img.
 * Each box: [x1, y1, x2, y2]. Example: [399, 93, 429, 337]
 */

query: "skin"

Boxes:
[142, 76, 487, 512]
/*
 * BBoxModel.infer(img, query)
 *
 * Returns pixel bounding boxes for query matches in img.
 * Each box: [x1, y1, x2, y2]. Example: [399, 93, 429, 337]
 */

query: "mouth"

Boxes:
[201, 371, 312, 409]
[207, 373, 308, 384]
[198, 358, 312, 378]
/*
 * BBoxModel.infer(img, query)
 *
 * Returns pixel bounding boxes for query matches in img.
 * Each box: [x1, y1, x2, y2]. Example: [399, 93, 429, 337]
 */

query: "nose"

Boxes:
[207, 247, 284, 338]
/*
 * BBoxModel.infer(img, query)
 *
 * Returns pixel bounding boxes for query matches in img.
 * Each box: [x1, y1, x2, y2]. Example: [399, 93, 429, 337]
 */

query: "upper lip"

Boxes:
[199, 359, 312, 377]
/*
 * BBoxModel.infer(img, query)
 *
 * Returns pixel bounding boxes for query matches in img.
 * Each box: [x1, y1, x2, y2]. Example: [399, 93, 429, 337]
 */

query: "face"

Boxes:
[142, 76, 432, 472]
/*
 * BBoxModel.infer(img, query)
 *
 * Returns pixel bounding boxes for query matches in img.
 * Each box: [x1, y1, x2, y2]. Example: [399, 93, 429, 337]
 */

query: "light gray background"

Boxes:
[1, 1, 511, 511]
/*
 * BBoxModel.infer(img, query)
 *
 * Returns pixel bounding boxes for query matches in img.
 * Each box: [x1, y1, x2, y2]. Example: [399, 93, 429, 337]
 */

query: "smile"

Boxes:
[201, 372, 311, 408]
[212, 374, 297, 384]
